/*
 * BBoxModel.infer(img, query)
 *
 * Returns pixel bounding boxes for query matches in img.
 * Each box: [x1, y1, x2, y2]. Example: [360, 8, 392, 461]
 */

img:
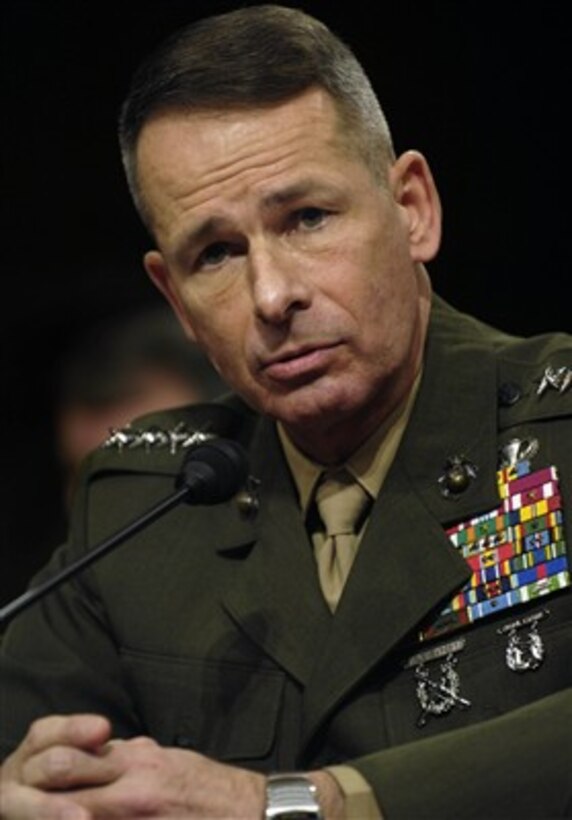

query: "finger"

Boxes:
[22, 743, 118, 792]
[22, 714, 111, 759]
[0, 781, 92, 820]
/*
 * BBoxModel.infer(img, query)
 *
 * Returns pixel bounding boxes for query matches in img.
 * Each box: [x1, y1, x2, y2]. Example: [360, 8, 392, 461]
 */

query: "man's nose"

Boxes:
[248, 241, 312, 325]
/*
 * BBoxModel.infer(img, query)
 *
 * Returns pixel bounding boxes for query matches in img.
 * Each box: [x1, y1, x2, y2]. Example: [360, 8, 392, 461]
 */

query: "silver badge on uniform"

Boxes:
[536, 366, 571, 396]
[497, 609, 549, 673]
[499, 438, 539, 469]
[102, 423, 215, 454]
[406, 639, 471, 727]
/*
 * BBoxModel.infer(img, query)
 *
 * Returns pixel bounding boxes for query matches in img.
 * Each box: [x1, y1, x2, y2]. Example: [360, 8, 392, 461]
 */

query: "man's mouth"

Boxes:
[260, 342, 341, 383]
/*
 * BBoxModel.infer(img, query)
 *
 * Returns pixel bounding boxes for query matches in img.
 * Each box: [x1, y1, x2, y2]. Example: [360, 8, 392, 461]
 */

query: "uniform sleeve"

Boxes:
[349, 688, 572, 820]
[0, 541, 143, 760]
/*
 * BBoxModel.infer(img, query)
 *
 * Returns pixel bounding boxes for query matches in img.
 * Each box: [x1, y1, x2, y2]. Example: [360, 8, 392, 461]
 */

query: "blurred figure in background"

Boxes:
[0, 303, 227, 607]
[54, 303, 227, 509]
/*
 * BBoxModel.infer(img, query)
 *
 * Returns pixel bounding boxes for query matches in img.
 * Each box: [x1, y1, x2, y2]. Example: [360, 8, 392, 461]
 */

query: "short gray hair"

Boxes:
[118, 4, 394, 227]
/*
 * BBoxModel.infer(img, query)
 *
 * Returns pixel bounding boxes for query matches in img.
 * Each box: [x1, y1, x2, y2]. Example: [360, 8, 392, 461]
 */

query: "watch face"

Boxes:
[265, 775, 322, 820]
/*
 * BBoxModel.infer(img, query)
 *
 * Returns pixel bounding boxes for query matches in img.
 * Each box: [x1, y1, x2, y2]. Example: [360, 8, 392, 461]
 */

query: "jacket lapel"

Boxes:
[300, 462, 470, 746]
[221, 419, 331, 685]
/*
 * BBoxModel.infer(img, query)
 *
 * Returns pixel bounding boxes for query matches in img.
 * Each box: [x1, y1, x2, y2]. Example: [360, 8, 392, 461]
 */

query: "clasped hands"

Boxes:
[0, 714, 266, 819]
[0, 714, 342, 819]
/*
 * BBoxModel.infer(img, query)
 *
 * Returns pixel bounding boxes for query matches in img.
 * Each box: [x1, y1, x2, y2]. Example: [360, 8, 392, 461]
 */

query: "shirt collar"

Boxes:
[278, 371, 422, 517]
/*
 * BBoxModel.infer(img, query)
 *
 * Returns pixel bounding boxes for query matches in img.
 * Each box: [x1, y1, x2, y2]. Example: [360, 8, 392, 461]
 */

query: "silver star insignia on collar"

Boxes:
[536, 365, 572, 396]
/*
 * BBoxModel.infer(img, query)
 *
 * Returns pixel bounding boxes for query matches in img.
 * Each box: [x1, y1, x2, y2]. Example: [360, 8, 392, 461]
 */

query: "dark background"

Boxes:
[1, 1, 569, 604]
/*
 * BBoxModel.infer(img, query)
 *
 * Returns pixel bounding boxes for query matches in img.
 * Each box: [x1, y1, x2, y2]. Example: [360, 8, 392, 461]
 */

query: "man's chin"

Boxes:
[261, 384, 356, 430]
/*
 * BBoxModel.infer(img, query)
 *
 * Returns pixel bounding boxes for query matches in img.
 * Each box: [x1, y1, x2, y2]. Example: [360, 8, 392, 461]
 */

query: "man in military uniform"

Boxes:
[1, 6, 570, 819]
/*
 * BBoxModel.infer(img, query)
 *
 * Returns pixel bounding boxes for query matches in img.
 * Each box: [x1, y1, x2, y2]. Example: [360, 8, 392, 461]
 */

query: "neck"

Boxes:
[284, 371, 416, 465]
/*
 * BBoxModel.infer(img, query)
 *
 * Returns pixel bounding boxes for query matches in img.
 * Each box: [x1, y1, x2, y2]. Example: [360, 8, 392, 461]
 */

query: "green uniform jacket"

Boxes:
[2, 298, 571, 818]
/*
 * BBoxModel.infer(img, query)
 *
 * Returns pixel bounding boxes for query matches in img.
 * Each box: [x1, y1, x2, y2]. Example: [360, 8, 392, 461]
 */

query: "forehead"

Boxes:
[135, 88, 357, 236]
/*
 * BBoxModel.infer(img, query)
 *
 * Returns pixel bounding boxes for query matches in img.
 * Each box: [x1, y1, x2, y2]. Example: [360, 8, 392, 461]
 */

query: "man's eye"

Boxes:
[295, 207, 328, 231]
[197, 242, 230, 270]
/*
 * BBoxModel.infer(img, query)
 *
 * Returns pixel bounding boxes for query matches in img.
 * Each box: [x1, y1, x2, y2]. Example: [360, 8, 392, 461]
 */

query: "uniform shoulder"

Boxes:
[431, 296, 571, 425]
[84, 394, 258, 477]
[494, 331, 571, 426]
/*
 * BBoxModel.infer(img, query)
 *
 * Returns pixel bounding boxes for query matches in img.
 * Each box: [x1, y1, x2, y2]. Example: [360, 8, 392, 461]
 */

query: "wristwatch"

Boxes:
[265, 773, 324, 819]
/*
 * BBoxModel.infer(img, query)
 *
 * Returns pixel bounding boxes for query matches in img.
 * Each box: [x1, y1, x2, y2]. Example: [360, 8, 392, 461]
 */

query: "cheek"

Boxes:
[187, 305, 250, 380]
[177, 278, 240, 339]
[323, 247, 394, 329]
[173, 275, 263, 393]
[340, 255, 420, 365]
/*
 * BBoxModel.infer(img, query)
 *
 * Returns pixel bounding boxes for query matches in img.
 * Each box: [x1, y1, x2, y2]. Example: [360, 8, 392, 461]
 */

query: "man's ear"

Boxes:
[390, 150, 442, 263]
[144, 250, 197, 341]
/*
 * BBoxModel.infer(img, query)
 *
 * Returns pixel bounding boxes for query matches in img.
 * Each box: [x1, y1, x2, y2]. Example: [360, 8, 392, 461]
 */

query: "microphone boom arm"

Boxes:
[0, 437, 249, 625]
[0, 485, 189, 625]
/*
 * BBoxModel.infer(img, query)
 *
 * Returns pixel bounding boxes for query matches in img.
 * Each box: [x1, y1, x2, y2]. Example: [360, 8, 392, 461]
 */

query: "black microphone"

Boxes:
[0, 438, 249, 625]
[176, 437, 249, 504]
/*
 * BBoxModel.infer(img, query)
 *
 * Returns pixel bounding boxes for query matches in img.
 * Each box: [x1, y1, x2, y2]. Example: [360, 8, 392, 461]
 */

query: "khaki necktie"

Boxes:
[313, 470, 371, 612]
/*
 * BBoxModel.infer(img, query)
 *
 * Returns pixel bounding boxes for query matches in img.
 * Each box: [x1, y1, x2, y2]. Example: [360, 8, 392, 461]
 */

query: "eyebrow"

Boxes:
[260, 180, 328, 209]
[172, 216, 233, 264]
[172, 178, 341, 261]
